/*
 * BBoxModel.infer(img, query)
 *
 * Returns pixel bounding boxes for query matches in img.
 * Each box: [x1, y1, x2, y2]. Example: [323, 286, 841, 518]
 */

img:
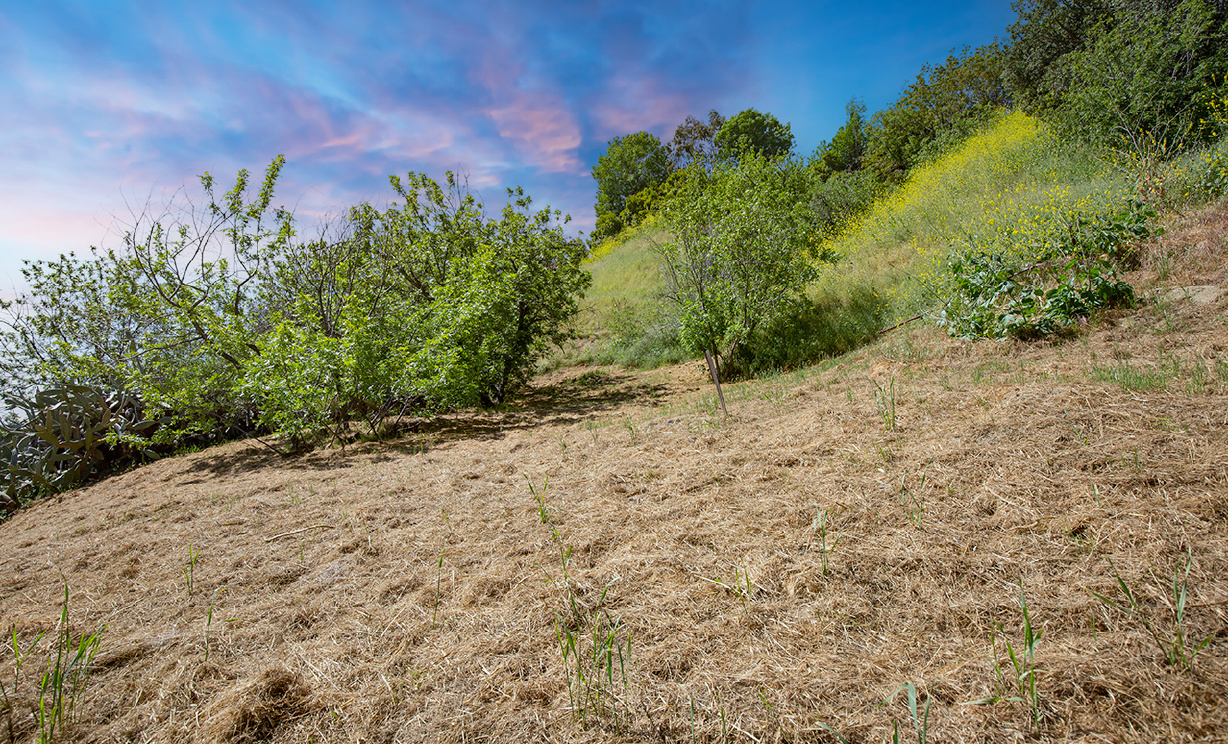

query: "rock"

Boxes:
[1162, 285, 1224, 305]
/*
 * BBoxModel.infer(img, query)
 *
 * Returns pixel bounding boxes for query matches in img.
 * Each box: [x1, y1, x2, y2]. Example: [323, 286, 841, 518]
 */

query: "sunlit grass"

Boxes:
[578, 224, 666, 336]
[821, 111, 1135, 320]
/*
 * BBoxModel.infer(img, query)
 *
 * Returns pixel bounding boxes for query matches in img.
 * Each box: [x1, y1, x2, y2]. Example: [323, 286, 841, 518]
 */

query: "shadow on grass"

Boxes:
[181, 367, 671, 473]
[727, 285, 888, 379]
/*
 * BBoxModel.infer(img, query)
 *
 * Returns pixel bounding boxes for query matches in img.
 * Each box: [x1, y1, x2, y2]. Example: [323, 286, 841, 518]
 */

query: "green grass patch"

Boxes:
[573, 225, 690, 368]
[822, 111, 1135, 322]
[1093, 362, 1169, 392]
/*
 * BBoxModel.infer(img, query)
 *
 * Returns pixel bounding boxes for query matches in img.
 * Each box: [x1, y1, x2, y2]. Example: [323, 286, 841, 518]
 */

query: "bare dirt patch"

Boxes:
[2, 203, 1227, 743]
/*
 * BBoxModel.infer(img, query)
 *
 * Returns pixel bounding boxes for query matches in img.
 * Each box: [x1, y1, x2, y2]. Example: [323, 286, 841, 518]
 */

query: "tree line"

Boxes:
[0, 163, 588, 512]
[594, 0, 1228, 239]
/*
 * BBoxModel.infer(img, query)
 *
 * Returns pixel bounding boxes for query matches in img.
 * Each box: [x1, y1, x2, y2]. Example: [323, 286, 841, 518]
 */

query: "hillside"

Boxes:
[0, 200, 1225, 742]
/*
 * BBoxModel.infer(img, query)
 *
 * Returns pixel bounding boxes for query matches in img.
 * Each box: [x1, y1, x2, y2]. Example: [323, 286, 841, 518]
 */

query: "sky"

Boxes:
[0, 0, 1016, 296]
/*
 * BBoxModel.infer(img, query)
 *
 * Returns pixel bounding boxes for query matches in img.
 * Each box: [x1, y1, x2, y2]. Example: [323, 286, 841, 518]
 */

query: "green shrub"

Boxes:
[935, 201, 1156, 340]
[726, 285, 887, 378]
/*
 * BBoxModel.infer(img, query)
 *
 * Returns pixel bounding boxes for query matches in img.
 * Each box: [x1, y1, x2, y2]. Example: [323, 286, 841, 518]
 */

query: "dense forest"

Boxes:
[3, 0, 1227, 515]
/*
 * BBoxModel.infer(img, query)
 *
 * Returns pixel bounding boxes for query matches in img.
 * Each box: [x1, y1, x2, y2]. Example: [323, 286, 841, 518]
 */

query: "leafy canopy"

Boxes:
[591, 131, 672, 220]
[714, 108, 795, 160]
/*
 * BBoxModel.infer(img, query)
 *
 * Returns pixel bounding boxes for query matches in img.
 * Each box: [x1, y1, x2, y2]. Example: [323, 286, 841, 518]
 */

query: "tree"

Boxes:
[1, 161, 590, 463]
[1055, 0, 1228, 153]
[591, 132, 671, 227]
[657, 154, 818, 380]
[714, 108, 795, 160]
[0, 157, 294, 442]
[668, 110, 726, 169]
[818, 99, 869, 174]
[350, 173, 590, 409]
[1006, 0, 1115, 113]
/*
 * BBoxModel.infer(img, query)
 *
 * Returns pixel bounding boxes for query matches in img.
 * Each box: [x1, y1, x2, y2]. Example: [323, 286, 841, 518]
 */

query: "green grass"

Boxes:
[820, 111, 1135, 323]
[578, 226, 667, 336]
[569, 225, 690, 369]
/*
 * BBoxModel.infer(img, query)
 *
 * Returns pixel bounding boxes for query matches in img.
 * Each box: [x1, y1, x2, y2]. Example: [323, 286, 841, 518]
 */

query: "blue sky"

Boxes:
[0, 0, 1015, 294]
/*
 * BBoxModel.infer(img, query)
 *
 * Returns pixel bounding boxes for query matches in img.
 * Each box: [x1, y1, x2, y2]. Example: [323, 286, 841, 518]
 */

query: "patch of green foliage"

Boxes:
[934, 201, 1155, 340]
[590, 132, 672, 241]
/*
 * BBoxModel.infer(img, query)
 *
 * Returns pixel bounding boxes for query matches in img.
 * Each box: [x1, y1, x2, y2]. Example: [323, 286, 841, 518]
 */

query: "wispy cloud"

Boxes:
[0, 0, 1011, 286]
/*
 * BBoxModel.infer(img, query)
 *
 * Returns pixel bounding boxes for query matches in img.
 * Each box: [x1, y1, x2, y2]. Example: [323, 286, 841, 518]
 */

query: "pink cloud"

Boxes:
[487, 97, 582, 173]
[470, 37, 584, 175]
[589, 71, 698, 142]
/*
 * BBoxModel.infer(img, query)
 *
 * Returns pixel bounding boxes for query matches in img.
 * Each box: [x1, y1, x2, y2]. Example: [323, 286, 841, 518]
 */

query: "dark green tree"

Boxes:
[714, 108, 795, 160]
[1006, 0, 1113, 113]
[591, 132, 671, 228]
[1056, 0, 1228, 152]
[668, 110, 726, 169]
[818, 99, 869, 174]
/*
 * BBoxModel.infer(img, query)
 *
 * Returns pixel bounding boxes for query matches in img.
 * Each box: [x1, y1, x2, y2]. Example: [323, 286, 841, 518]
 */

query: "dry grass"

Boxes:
[1, 203, 1226, 743]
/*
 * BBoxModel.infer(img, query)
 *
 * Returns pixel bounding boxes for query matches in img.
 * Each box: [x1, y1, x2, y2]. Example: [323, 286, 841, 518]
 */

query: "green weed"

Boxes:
[554, 589, 632, 731]
[430, 509, 454, 628]
[811, 507, 841, 576]
[0, 585, 105, 744]
[37, 586, 103, 744]
[885, 682, 931, 744]
[976, 581, 1044, 728]
[1, 627, 43, 743]
[869, 373, 898, 431]
[183, 545, 200, 597]
[1090, 549, 1211, 670]
[526, 474, 553, 526]
[900, 473, 926, 527]
[708, 564, 755, 608]
[529, 475, 633, 731]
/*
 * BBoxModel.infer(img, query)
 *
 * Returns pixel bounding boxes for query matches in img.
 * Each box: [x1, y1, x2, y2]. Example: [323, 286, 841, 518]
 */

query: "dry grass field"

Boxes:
[1, 204, 1226, 743]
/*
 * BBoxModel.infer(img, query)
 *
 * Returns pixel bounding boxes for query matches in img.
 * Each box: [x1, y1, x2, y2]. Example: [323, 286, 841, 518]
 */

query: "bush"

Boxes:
[726, 286, 887, 378]
[935, 201, 1156, 340]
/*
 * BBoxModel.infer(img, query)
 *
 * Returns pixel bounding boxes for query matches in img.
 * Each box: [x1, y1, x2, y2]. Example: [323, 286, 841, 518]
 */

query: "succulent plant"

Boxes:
[1, 384, 158, 513]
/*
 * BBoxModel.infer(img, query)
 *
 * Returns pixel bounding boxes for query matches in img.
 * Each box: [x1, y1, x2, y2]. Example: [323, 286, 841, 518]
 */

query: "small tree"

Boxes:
[658, 153, 818, 380]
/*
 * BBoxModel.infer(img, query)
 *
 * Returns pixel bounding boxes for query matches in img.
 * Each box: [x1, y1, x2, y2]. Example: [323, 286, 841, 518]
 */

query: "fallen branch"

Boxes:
[877, 314, 923, 335]
[263, 524, 336, 542]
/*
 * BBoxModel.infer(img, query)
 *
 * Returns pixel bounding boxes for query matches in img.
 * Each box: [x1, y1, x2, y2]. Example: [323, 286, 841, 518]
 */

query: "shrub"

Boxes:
[935, 201, 1156, 340]
[658, 153, 820, 379]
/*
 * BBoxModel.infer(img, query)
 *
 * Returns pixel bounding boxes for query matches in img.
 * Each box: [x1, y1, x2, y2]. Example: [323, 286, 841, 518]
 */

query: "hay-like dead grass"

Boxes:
[1, 203, 1226, 743]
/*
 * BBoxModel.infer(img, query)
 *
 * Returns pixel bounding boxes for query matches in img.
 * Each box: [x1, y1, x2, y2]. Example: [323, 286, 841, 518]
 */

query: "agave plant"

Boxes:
[1, 384, 158, 513]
